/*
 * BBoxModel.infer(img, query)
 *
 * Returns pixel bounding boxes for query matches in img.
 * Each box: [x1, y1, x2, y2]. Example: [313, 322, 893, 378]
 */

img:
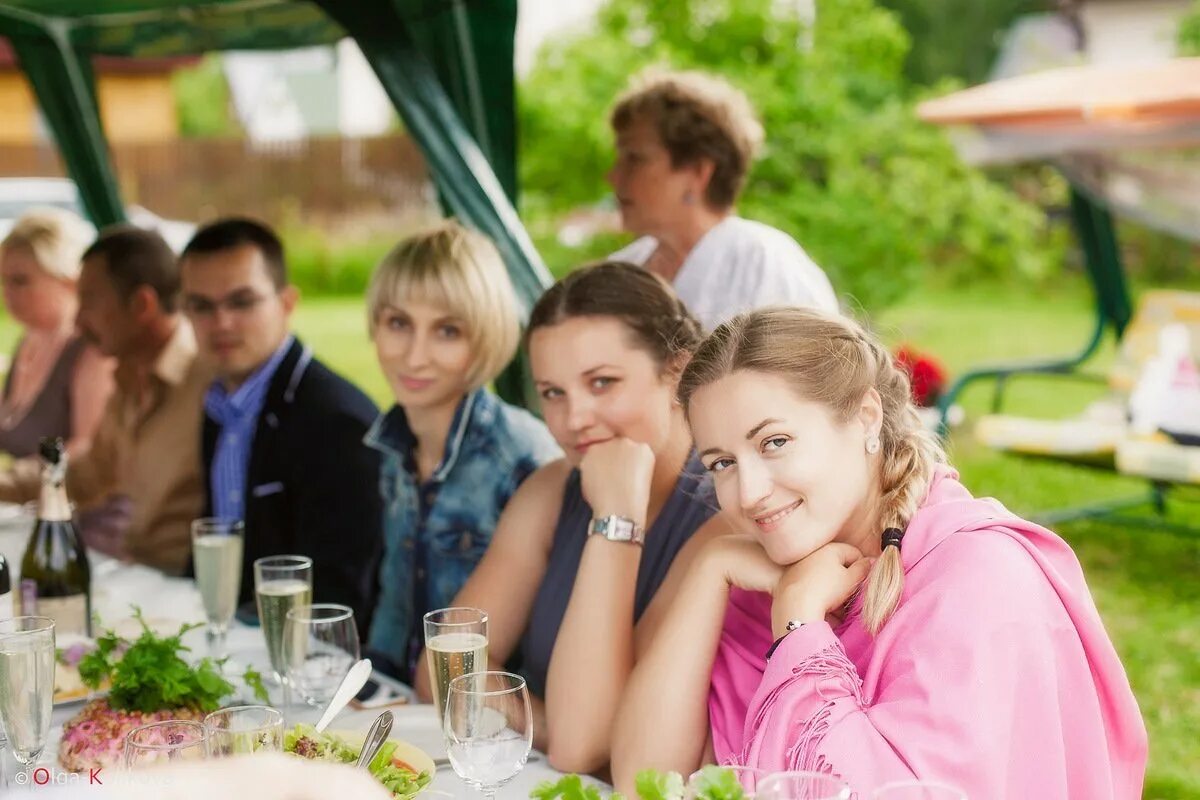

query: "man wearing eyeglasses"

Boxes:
[179, 218, 382, 632]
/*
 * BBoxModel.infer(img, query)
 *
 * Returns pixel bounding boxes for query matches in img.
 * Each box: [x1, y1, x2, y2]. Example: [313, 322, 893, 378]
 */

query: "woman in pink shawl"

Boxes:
[611, 308, 1147, 798]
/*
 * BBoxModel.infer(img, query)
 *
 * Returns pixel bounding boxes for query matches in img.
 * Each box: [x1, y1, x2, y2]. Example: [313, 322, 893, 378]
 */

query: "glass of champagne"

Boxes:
[0, 617, 54, 781]
[756, 771, 853, 800]
[203, 705, 284, 757]
[191, 518, 244, 658]
[123, 720, 209, 769]
[424, 607, 488, 723]
[442, 671, 532, 800]
[254, 555, 313, 703]
[283, 604, 360, 707]
[871, 781, 967, 800]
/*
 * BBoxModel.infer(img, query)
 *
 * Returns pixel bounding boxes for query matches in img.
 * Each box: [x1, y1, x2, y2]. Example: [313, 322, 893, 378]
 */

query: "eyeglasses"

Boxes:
[184, 290, 270, 317]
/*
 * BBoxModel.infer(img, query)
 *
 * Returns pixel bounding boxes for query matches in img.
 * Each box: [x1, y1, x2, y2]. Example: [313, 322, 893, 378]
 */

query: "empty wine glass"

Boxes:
[756, 771, 852, 799]
[203, 705, 284, 757]
[688, 765, 768, 797]
[283, 604, 360, 707]
[443, 671, 532, 800]
[123, 720, 209, 769]
[0, 617, 54, 782]
[872, 780, 967, 799]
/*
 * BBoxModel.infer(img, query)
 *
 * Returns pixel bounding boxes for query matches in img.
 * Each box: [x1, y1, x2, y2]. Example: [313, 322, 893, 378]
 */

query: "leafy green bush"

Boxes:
[519, 0, 1065, 310]
[1179, 1, 1200, 55]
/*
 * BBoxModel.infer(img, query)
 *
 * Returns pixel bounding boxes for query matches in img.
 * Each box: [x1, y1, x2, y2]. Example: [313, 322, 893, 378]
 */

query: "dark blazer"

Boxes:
[201, 337, 383, 633]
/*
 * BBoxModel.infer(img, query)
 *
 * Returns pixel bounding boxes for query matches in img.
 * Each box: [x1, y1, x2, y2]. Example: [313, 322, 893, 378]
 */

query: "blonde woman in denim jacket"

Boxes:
[363, 221, 560, 682]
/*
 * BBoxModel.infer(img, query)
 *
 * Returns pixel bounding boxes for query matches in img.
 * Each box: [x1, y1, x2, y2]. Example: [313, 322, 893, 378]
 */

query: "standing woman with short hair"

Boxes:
[608, 69, 837, 330]
[0, 208, 113, 458]
[612, 308, 1147, 799]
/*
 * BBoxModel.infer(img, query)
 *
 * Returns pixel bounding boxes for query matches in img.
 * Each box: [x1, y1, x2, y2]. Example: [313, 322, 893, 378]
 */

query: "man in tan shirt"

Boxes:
[0, 226, 211, 574]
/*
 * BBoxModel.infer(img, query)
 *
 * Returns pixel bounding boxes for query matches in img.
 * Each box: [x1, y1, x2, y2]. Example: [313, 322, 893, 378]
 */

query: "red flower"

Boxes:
[895, 345, 947, 408]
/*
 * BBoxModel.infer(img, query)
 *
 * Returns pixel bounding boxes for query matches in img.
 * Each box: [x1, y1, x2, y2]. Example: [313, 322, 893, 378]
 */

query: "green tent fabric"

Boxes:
[0, 0, 548, 298]
[0, 0, 549, 404]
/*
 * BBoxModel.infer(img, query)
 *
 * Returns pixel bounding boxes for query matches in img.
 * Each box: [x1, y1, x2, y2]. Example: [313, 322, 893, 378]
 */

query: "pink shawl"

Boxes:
[708, 465, 1147, 798]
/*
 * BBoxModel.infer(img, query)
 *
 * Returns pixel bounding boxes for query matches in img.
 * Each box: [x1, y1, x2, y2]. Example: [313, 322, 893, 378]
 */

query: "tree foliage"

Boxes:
[519, 0, 1064, 310]
[877, 0, 1048, 85]
[1179, 1, 1200, 55]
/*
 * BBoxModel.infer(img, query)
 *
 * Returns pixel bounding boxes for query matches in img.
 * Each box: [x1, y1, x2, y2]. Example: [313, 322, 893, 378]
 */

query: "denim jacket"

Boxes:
[364, 388, 560, 680]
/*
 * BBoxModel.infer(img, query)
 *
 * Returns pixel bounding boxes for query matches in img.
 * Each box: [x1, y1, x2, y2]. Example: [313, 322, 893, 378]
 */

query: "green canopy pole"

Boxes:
[315, 1, 549, 407]
[314, 3, 548, 303]
[11, 22, 125, 226]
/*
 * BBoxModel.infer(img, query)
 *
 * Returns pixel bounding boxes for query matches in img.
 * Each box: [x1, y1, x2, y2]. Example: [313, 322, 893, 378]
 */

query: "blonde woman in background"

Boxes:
[612, 307, 1146, 799]
[608, 69, 837, 330]
[0, 209, 113, 458]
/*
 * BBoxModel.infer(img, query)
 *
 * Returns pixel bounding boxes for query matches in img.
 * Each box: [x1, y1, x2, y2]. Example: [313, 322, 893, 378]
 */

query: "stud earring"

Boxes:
[865, 435, 881, 455]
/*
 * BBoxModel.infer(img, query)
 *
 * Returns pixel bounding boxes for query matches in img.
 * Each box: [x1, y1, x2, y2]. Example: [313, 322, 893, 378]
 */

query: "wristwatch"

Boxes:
[590, 515, 645, 546]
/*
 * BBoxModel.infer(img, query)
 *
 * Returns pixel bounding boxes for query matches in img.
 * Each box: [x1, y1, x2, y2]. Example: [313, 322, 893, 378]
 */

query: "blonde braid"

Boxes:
[860, 337, 945, 634]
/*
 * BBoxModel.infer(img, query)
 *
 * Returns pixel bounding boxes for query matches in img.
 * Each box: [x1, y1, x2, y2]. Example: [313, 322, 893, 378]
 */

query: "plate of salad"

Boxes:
[284, 723, 434, 799]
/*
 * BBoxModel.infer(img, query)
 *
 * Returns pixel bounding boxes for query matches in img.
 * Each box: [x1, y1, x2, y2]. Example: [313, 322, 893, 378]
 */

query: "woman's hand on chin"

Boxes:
[580, 437, 655, 527]
[700, 533, 785, 594]
[771, 542, 873, 636]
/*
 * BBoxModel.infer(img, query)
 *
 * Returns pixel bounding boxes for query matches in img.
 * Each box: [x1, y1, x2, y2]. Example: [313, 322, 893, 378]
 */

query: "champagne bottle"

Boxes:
[18, 437, 91, 636]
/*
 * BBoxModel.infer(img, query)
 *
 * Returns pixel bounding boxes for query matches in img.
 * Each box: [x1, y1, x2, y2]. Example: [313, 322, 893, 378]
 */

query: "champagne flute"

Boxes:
[191, 518, 244, 658]
[0, 617, 54, 782]
[871, 781, 967, 799]
[688, 765, 768, 797]
[442, 671, 532, 800]
[203, 705, 284, 757]
[424, 607, 488, 723]
[283, 604, 360, 707]
[123, 720, 209, 769]
[756, 771, 853, 799]
[254, 555, 313, 706]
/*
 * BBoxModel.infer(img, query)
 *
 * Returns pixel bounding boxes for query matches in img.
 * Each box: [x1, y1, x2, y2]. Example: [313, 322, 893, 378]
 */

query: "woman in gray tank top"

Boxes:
[0, 209, 114, 459]
[419, 263, 728, 775]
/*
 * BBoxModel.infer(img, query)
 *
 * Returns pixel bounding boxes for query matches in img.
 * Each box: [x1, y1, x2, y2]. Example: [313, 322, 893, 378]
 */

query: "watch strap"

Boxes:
[589, 515, 645, 546]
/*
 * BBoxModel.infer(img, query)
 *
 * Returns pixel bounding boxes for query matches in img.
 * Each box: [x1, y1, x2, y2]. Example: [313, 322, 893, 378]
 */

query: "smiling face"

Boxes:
[688, 369, 882, 565]
[530, 315, 680, 466]
[606, 115, 703, 238]
[372, 298, 474, 415]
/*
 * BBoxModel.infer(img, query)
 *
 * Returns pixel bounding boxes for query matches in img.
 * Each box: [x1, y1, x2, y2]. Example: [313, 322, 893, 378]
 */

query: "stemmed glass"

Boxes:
[0, 617, 55, 782]
[283, 604, 360, 707]
[123, 720, 209, 769]
[443, 671, 532, 800]
[424, 607, 488, 723]
[756, 771, 853, 799]
[872, 781, 967, 799]
[253, 555, 313, 707]
[191, 518, 244, 658]
[203, 705, 284, 757]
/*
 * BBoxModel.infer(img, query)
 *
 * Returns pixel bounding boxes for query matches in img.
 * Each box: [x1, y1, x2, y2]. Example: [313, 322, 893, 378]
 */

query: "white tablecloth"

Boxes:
[0, 520, 600, 798]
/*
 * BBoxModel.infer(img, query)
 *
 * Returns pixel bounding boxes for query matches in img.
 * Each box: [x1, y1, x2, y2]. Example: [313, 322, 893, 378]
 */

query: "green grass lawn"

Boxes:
[0, 281, 1195, 797]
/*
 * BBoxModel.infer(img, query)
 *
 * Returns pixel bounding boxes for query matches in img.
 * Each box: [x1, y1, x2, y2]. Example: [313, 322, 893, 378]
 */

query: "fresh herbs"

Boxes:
[531, 767, 744, 800]
[77, 607, 269, 713]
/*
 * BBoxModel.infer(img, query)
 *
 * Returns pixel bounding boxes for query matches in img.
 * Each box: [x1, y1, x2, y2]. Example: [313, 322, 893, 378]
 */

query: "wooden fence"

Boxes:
[0, 134, 434, 226]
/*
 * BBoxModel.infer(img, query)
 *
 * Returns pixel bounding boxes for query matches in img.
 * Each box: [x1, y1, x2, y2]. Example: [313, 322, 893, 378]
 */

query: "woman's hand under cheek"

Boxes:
[579, 437, 656, 526]
[770, 542, 873, 637]
[700, 534, 786, 595]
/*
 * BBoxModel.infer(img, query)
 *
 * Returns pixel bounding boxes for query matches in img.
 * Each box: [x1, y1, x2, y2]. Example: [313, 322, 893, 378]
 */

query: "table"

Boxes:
[0, 518, 600, 798]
